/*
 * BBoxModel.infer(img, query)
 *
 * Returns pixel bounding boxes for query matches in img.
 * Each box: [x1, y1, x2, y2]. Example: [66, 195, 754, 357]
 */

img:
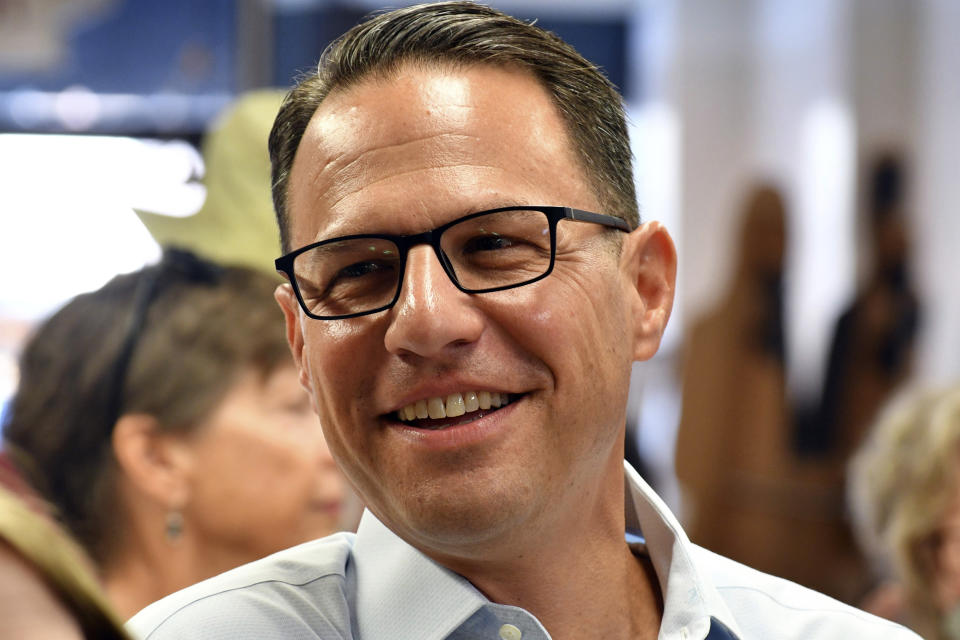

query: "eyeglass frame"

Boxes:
[275, 205, 634, 321]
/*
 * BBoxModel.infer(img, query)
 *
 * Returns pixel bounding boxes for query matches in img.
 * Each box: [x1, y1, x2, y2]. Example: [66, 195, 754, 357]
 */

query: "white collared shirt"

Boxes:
[128, 462, 919, 639]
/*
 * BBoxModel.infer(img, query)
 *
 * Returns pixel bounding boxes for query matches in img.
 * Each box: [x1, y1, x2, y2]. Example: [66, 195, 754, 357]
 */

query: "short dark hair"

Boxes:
[2, 251, 292, 566]
[269, 0, 638, 253]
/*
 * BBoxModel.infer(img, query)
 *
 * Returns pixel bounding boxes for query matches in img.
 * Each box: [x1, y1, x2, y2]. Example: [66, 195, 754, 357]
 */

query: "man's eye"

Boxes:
[462, 235, 516, 253]
[339, 261, 389, 278]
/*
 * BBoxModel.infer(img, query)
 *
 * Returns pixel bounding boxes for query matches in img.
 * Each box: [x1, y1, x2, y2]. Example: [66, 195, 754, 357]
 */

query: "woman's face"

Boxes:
[180, 365, 349, 565]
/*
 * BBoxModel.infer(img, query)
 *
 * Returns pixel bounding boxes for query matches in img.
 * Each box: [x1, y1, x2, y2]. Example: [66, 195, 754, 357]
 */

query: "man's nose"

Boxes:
[383, 245, 484, 358]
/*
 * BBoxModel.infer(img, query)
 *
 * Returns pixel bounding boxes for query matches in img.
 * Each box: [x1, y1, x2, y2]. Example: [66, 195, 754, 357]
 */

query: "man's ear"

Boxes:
[275, 284, 316, 399]
[620, 221, 677, 362]
[111, 414, 193, 509]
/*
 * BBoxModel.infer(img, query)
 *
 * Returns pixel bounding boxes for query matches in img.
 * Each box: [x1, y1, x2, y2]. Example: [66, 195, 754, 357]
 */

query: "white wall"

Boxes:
[628, 0, 960, 501]
[914, 0, 960, 384]
[639, 0, 959, 395]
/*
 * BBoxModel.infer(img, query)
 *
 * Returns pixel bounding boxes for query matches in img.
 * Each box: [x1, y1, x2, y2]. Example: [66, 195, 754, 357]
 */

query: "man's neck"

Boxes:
[469, 539, 662, 640]
[427, 466, 663, 640]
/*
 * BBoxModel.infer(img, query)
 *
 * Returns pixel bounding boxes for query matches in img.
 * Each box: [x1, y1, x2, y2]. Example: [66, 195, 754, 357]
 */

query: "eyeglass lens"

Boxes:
[291, 208, 553, 318]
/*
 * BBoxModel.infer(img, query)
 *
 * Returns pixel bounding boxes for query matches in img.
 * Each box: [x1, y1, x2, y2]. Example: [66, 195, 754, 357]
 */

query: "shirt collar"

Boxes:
[352, 511, 486, 639]
[623, 461, 744, 639]
[352, 461, 743, 640]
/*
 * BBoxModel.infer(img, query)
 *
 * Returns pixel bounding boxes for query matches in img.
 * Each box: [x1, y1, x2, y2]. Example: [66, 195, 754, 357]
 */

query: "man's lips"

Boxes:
[384, 395, 523, 452]
[388, 391, 519, 430]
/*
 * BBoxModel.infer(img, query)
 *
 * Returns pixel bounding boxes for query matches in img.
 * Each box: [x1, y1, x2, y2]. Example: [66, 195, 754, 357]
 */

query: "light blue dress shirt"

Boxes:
[128, 462, 920, 639]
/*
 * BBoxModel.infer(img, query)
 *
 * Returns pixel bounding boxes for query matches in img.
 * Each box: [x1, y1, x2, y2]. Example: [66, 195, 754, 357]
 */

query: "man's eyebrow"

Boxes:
[319, 198, 531, 239]
[441, 199, 525, 220]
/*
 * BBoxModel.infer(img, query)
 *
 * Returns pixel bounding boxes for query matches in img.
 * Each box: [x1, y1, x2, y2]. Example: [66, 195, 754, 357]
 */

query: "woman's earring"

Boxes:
[165, 510, 184, 542]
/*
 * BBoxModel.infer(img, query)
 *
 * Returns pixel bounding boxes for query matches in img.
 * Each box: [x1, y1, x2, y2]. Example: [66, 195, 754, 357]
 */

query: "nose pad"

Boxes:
[383, 245, 483, 357]
[434, 247, 458, 285]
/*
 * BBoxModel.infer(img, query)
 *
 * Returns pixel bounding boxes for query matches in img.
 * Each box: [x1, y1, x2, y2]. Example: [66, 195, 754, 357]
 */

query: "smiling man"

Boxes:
[128, 3, 919, 639]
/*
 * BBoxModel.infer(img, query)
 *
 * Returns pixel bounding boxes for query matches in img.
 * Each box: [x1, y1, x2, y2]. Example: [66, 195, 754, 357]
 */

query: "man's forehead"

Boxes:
[297, 64, 557, 178]
[309, 66, 481, 140]
[285, 64, 590, 242]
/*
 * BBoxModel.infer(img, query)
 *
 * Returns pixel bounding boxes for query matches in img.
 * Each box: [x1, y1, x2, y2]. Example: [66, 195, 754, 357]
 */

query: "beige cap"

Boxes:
[135, 89, 287, 276]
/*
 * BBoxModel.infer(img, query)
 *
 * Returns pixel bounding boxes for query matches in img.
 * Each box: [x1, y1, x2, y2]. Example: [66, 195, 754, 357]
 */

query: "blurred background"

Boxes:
[1, 0, 958, 602]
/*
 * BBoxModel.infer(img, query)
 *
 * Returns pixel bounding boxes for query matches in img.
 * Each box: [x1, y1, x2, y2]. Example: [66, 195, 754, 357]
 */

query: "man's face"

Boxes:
[277, 63, 671, 558]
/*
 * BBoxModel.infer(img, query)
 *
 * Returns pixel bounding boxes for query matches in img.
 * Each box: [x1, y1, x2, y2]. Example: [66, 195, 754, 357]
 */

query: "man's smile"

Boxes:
[393, 391, 517, 429]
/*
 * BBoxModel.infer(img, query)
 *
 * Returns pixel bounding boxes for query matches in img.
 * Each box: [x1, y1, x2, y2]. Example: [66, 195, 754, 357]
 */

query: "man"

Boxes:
[129, 3, 919, 638]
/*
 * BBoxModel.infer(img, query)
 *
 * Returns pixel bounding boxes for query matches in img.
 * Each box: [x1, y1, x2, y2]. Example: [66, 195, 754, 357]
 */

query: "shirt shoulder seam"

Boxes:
[714, 584, 913, 631]
[139, 571, 345, 639]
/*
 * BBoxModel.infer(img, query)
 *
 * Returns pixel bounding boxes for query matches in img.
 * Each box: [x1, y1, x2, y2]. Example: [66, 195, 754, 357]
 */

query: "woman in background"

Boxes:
[2, 249, 348, 619]
[849, 385, 960, 639]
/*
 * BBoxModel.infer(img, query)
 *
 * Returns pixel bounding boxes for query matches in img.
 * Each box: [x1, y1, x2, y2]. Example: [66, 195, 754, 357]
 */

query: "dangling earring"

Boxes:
[165, 510, 184, 542]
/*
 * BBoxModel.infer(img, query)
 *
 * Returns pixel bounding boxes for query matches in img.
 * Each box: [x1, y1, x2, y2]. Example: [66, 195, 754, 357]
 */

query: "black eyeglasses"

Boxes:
[275, 205, 632, 320]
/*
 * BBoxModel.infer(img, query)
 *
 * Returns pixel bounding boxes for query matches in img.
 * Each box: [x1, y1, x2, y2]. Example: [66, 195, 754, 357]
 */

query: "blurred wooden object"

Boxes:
[675, 183, 870, 602]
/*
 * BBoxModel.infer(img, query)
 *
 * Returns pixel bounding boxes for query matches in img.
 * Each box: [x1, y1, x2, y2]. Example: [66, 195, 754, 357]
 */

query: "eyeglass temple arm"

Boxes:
[564, 207, 633, 232]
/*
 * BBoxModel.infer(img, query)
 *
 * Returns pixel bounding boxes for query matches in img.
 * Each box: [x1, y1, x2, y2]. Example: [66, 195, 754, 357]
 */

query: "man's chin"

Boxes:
[381, 486, 541, 556]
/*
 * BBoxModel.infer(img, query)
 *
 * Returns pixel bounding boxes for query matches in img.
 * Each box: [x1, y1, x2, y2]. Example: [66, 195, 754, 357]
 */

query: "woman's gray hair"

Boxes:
[848, 384, 960, 639]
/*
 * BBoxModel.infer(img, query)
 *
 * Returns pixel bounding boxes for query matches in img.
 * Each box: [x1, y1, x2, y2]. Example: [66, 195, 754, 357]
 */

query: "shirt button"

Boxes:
[498, 623, 522, 640]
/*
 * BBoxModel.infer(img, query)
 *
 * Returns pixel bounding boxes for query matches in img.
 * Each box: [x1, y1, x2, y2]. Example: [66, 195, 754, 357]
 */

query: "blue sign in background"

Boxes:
[0, 1, 629, 136]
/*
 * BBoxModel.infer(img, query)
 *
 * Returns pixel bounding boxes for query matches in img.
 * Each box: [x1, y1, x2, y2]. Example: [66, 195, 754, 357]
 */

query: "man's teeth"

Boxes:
[397, 391, 509, 421]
